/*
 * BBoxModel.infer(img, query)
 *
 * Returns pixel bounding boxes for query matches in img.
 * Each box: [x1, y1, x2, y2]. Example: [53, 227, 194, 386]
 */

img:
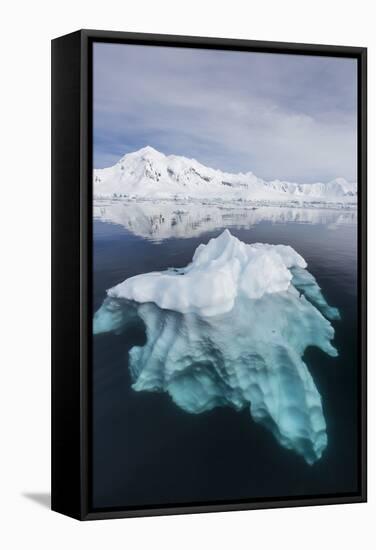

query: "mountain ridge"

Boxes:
[93, 146, 357, 204]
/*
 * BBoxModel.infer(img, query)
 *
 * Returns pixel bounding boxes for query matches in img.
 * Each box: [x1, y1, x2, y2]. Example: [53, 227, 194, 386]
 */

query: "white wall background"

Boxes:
[0, 1, 373, 547]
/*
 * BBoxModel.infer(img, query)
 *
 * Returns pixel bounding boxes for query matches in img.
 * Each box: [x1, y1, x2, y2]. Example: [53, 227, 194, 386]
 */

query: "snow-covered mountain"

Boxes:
[93, 146, 357, 205]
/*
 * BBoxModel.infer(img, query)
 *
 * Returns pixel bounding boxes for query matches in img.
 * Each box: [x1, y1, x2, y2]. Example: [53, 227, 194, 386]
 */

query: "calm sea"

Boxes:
[92, 202, 358, 509]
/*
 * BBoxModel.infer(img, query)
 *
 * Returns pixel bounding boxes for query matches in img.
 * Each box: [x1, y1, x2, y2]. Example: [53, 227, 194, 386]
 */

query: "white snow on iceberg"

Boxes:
[108, 229, 308, 317]
[94, 230, 340, 464]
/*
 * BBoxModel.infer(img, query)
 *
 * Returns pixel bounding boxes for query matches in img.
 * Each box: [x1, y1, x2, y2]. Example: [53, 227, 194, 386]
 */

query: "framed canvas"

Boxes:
[51, 29, 367, 520]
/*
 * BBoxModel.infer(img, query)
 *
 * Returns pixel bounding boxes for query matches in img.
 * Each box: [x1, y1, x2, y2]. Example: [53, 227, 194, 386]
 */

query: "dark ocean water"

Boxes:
[92, 208, 358, 510]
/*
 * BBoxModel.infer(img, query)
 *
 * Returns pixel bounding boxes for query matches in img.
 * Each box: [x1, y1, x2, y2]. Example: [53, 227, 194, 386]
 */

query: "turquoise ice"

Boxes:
[94, 230, 340, 464]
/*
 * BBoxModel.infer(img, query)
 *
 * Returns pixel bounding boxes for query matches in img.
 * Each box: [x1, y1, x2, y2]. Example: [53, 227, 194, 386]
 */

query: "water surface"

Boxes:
[92, 201, 358, 509]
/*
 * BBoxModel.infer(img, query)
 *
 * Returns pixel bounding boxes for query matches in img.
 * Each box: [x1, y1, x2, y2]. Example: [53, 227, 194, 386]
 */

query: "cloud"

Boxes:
[93, 43, 357, 183]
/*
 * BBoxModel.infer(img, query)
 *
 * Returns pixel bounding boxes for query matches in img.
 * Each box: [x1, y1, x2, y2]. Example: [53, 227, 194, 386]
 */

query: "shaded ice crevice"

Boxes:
[94, 230, 340, 464]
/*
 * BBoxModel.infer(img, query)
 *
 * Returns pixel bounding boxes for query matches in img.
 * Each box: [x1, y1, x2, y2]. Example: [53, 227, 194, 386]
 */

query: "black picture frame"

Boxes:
[51, 29, 367, 520]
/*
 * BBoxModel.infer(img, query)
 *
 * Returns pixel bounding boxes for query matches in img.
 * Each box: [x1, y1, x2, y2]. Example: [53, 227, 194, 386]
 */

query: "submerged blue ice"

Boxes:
[94, 230, 340, 465]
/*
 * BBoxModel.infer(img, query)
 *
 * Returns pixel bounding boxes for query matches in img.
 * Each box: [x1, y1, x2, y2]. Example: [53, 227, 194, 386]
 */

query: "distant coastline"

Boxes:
[93, 147, 357, 206]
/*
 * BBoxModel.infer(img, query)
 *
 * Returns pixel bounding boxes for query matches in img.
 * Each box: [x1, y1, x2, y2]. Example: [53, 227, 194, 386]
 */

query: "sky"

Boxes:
[93, 43, 357, 183]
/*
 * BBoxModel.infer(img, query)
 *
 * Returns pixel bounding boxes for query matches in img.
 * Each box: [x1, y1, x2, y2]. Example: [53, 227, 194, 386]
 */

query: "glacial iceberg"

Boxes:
[94, 230, 340, 464]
